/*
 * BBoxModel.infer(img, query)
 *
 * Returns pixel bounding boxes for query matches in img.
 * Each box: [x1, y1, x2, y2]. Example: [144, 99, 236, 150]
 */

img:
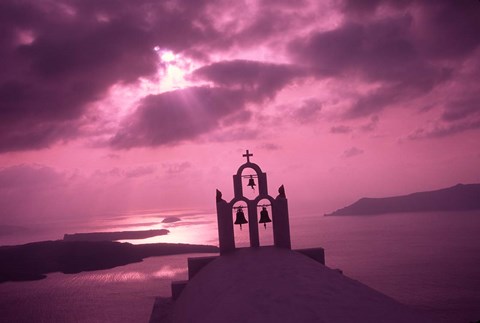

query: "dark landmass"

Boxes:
[327, 183, 480, 216]
[162, 216, 181, 223]
[63, 229, 169, 241]
[0, 240, 218, 283]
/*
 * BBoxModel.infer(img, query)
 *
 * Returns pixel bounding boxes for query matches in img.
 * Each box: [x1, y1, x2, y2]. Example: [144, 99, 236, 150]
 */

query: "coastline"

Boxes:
[0, 240, 219, 283]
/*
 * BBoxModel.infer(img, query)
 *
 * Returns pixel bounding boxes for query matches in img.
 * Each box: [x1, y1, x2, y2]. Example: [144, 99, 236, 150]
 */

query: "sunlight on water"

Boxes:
[153, 265, 188, 278]
[77, 265, 188, 283]
[79, 271, 150, 283]
[2, 210, 480, 323]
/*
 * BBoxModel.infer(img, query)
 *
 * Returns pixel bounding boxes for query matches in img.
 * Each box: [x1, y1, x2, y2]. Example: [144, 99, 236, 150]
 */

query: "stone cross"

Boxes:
[242, 150, 253, 163]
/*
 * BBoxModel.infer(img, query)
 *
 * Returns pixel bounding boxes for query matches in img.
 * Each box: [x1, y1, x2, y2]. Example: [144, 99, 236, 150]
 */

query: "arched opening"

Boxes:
[240, 168, 259, 201]
[232, 201, 249, 248]
[257, 199, 274, 246]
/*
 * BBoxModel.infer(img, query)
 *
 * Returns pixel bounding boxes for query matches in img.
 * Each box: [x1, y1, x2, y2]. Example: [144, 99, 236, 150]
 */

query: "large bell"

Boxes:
[258, 207, 272, 229]
[247, 175, 256, 190]
[234, 207, 248, 230]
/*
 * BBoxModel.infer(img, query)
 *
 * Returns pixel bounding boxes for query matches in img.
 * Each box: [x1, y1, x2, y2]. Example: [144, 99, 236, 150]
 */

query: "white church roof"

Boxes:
[171, 247, 433, 323]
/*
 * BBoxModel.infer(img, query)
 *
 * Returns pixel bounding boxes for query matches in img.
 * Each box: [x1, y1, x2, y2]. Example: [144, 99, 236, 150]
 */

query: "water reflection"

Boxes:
[96, 209, 219, 245]
[153, 265, 188, 278]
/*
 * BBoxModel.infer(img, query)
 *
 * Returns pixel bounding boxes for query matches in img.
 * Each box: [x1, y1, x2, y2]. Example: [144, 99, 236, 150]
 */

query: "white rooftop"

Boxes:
[171, 247, 433, 323]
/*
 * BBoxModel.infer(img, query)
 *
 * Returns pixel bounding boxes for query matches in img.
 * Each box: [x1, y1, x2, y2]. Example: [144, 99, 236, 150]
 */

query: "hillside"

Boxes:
[63, 229, 169, 241]
[328, 183, 480, 215]
[0, 240, 218, 283]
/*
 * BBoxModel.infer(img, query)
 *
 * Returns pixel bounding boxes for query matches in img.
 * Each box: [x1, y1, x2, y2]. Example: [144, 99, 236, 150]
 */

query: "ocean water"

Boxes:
[1, 211, 480, 322]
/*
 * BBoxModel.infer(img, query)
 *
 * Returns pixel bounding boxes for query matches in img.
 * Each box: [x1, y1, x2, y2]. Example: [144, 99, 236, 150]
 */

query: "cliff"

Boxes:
[328, 183, 480, 215]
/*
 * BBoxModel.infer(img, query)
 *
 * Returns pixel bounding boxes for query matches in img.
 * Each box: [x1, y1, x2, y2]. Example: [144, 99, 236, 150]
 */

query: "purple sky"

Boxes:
[1, 0, 479, 227]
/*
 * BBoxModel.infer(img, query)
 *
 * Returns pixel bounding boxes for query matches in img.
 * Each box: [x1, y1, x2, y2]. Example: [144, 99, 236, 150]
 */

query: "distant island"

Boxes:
[64, 229, 169, 241]
[0, 240, 218, 283]
[327, 183, 480, 216]
[162, 216, 181, 223]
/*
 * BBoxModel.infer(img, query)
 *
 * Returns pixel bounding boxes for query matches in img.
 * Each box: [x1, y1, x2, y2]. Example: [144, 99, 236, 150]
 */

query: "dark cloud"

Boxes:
[340, 0, 480, 60]
[341, 0, 412, 15]
[345, 85, 400, 118]
[110, 87, 248, 148]
[442, 97, 480, 122]
[407, 119, 480, 140]
[2, 0, 479, 152]
[406, 1, 480, 60]
[289, 0, 479, 119]
[291, 17, 447, 85]
[0, 0, 219, 153]
[290, 19, 448, 118]
[0, 121, 79, 153]
[233, 9, 303, 47]
[258, 0, 310, 8]
[191, 60, 303, 101]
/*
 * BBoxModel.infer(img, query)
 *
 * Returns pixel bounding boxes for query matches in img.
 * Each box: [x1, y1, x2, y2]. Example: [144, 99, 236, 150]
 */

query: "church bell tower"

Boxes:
[215, 150, 291, 254]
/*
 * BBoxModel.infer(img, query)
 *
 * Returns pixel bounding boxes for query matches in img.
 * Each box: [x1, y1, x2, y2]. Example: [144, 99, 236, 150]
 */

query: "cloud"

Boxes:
[298, 17, 446, 82]
[360, 115, 379, 132]
[340, 0, 480, 59]
[342, 147, 364, 158]
[441, 97, 480, 122]
[406, 1, 480, 60]
[340, 0, 412, 15]
[125, 165, 157, 178]
[163, 162, 191, 175]
[259, 143, 281, 151]
[331, 125, 352, 134]
[288, 1, 478, 119]
[110, 86, 249, 148]
[1, 0, 479, 154]
[407, 119, 480, 140]
[111, 59, 306, 149]
[291, 98, 322, 124]
[191, 60, 303, 101]
[0, 0, 223, 153]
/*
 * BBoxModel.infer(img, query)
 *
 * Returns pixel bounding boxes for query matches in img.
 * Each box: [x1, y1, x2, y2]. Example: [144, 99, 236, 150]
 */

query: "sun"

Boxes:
[153, 47, 194, 92]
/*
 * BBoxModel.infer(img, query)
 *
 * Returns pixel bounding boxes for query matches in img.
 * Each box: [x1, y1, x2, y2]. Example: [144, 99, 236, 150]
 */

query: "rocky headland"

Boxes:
[328, 183, 480, 215]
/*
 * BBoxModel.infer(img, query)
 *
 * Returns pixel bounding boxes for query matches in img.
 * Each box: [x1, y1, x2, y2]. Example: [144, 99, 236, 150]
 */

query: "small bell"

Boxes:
[234, 207, 248, 230]
[258, 207, 272, 229]
[247, 175, 256, 190]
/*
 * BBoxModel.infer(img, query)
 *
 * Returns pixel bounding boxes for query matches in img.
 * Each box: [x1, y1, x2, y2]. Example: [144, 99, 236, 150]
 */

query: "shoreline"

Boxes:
[0, 240, 219, 283]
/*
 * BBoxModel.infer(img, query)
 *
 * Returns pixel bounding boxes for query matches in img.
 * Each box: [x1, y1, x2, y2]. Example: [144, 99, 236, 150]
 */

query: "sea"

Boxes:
[1, 210, 480, 323]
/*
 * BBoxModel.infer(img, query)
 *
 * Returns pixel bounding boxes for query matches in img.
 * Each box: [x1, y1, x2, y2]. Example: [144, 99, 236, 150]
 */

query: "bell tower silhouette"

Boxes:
[216, 150, 291, 254]
[169, 150, 323, 300]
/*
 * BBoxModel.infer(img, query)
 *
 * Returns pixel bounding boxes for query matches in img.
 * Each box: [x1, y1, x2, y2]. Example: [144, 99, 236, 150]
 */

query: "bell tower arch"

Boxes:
[216, 150, 291, 254]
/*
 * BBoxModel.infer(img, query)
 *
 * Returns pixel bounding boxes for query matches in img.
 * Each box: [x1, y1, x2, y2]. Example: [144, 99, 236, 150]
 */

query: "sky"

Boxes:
[1, 0, 479, 230]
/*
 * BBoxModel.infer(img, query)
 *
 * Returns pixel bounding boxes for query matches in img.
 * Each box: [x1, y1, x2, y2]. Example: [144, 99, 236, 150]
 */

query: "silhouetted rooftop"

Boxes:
[170, 247, 433, 323]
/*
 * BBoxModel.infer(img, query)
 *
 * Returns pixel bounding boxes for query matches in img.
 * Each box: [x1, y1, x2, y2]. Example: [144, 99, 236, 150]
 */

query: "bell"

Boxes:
[234, 207, 248, 230]
[258, 207, 272, 229]
[247, 175, 256, 190]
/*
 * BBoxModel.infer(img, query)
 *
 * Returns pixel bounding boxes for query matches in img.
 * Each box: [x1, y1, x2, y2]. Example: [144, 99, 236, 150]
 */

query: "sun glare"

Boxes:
[153, 47, 194, 92]
[160, 50, 176, 63]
